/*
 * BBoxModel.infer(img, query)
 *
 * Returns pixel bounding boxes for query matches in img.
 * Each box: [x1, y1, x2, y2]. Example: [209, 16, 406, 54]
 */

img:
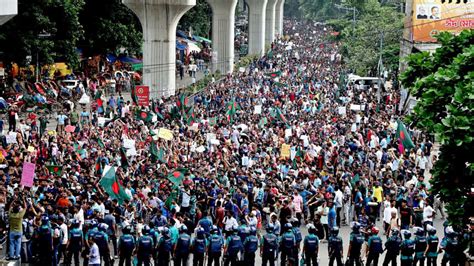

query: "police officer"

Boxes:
[147, 224, 159, 266]
[400, 230, 415, 266]
[280, 223, 296, 266]
[425, 225, 439, 266]
[238, 222, 249, 244]
[137, 225, 154, 266]
[224, 225, 243, 266]
[260, 224, 278, 266]
[66, 219, 83, 266]
[243, 226, 259, 265]
[440, 226, 460, 266]
[328, 226, 344, 266]
[157, 227, 173, 266]
[118, 225, 135, 266]
[414, 227, 427, 266]
[346, 222, 365, 266]
[303, 224, 319, 266]
[366, 227, 383, 266]
[174, 225, 191, 266]
[93, 223, 111, 266]
[34, 215, 54, 265]
[383, 228, 402, 266]
[208, 225, 224, 266]
[192, 228, 207, 266]
[292, 219, 303, 263]
[83, 220, 99, 266]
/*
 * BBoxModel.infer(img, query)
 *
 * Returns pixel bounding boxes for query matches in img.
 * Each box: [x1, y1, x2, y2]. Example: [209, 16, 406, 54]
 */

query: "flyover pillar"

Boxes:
[275, 0, 285, 36]
[247, 0, 268, 56]
[207, 0, 238, 74]
[265, 0, 277, 46]
[123, 0, 195, 98]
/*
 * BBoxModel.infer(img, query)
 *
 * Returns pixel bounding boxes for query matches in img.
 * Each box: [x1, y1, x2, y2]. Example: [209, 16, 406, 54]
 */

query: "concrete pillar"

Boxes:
[265, 0, 277, 46]
[247, 0, 268, 56]
[123, 0, 195, 98]
[275, 0, 285, 36]
[207, 0, 238, 74]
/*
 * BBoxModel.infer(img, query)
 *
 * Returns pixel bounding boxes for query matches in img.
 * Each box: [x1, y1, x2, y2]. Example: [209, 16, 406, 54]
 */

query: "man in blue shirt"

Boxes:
[327, 201, 337, 229]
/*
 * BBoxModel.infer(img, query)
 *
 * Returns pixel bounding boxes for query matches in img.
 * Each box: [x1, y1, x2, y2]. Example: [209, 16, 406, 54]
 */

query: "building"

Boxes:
[0, 0, 17, 25]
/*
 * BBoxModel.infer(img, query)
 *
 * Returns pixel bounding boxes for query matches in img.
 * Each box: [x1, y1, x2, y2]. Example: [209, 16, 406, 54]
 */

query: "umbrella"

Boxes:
[187, 42, 201, 53]
[0, 97, 8, 110]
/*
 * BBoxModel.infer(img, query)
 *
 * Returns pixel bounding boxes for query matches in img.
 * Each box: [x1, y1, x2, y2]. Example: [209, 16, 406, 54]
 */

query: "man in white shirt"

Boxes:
[223, 212, 238, 236]
[423, 198, 435, 227]
[383, 198, 397, 233]
[58, 217, 68, 263]
[334, 187, 344, 227]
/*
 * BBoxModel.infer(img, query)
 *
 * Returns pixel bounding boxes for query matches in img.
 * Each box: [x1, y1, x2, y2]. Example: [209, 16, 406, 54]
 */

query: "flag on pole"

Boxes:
[167, 168, 188, 186]
[396, 119, 415, 153]
[46, 165, 63, 176]
[99, 166, 131, 204]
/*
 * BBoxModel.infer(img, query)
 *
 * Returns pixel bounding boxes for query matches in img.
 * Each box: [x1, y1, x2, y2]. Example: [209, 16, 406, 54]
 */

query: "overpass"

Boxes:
[123, 0, 285, 98]
[0, 0, 17, 25]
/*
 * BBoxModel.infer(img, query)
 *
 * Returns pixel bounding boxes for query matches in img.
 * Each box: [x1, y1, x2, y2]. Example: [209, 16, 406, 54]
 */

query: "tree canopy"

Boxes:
[400, 30, 474, 226]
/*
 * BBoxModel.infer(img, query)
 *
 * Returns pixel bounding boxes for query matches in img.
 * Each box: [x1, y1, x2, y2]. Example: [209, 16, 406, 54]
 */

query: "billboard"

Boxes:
[135, 85, 150, 106]
[412, 0, 474, 42]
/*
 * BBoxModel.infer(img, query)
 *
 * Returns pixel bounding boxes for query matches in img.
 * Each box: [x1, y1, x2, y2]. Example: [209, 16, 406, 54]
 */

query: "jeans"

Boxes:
[9, 231, 22, 258]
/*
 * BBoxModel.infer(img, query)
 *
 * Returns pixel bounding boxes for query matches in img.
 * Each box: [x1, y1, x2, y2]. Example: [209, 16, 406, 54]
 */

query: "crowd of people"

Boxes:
[0, 19, 472, 266]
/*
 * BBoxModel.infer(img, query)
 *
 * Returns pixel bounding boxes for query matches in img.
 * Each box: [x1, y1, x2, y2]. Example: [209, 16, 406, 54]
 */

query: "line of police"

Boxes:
[29, 214, 463, 266]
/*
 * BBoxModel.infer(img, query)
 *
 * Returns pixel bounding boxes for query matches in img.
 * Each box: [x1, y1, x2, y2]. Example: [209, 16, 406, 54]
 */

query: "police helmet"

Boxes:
[211, 225, 219, 234]
[307, 224, 317, 234]
[122, 226, 132, 234]
[391, 228, 400, 236]
[249, 226, 257, 235]
[266, 224, 275, 233]
[161, 227, 170, 237]
[351, 222, 361, 232]
[445, 226, 457, 238]
[142, 225, 150, 234]
[98, 223, 109, 232]
[180, 225, 188, 234]
[41, 215, 50, 225]
[232, 225, 239, 233]
[284, 223, 293, 231]
[196, 227, 205, 237]
[402, 229, 412, 239]
[331, 226, 340, 236]
[71, 219, 80, 228]
[414, 227, 424, 236]
[90, 219, 98, 228]
[426, 225, 437, 235]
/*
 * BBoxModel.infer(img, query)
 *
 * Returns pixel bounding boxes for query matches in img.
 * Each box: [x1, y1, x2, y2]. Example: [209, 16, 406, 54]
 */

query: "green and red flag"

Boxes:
[275, 108, 289, 126]
[185, 106, 196, 125]
[176, 94, 188, 111]
[164, 187, 179, 209]
[150, 142, 159, 163]
[131, 87, 139, 105]
[274, 82, 287, 87]
[99, 166, 131, 204]
[157, 147, 167, 163]
[225, 99, 239, 123]
[265, 70, 282, 78]
[396, 119, 415, 154]
[209, 116, 218, 127]
[46, 165, 63, 176]
[119, 147, 129, 169]
[167, 168, 188, 186]
[258, 117, 268, 128]
[136, 110, 153, 122]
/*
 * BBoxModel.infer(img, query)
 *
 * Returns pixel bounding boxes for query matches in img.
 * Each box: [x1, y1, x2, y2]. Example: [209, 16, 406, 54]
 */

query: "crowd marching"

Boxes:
[0, 19, 472, 266]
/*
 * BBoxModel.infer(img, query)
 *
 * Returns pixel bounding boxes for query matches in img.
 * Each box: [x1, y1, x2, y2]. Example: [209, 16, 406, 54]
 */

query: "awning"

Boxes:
[193, 35, 212, 43]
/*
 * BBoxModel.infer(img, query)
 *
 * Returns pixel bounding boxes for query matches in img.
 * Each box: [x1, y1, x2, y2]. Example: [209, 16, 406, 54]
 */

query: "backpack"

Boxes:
[120, 235, 135, 255]
[351, 233, 365, 252]
[244, 235, 259, 253]
[176, 234, 191, 255]
[209, 234, 223, 253]
[93, 232, 108, 251]
[227, 235, 243, 256]
[138, 236, 153, 254]
[160, 237, 173, 253]
[263, 233, 278, 253]
[293, 227, 303, 243]
[370, 236, 383, 254]
[194, 237, 207, 254]
[282, 233, 295, 251]
[304, 235, 319, 253]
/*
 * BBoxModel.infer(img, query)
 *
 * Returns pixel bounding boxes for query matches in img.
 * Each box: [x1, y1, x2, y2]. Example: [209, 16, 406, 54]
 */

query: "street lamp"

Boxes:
[36, 32, 51, 82]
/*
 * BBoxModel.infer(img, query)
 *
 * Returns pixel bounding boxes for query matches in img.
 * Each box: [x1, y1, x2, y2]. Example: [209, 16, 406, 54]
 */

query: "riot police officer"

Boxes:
[303, 224, 320, 266]
[118, 225, 135, 266]
[292, 219, 303, 263]
[192, 227, 207, 266]
[328, 226, 344, 266]
[346, 222, 365, 266]
[208, 225, 224, 266]
[224, 225, 243, 266]
[157, 227, 173, 266]
[400, 230, 415, 266]
[440, 226, 461, 266]
[383, 228, 402, 266]
[174, 225, 191, 266]
[260, 224, 278, 266]
[93, 223, 111, 266]
[243, 226, 259, 265]
[83, 219, 98, 266]
[366, 227, 383, 266]
[414, 227, 427, 266]
[280, 223, 296, 266]
[425, 225, 439, 266]
[66, 219, 83, 266]
[34, 215, 54, 265]
[137, 225, 154, 266]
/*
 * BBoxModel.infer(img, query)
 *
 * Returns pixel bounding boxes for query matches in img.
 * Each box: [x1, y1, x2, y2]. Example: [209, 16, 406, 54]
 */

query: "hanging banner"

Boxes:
[135, 85, 150, 106]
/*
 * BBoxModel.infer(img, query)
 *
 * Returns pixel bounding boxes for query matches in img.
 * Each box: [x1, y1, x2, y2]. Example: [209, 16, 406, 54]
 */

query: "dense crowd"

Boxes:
[0, 20, 472, 266]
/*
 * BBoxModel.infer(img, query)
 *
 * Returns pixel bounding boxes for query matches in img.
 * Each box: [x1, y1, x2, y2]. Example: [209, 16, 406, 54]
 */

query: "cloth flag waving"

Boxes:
[46, 165, 63, 176]
[99, 166, 130, 204]
[225, 99, 239, 123]
[396, 119, 415, 153]
[265, 70, 282, 78]
[136, 110, 153, 122]
[167, 168, 188, 186]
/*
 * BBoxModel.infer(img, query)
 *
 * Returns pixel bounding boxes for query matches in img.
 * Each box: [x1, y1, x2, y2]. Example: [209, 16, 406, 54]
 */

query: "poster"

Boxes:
[280, 144, 291, 158]
[6, 132, 17, 144]
[411, 0, 474, 42]
[21, 162, 36, 187]
[338, 107, 347, 116]
[158, 128, 173, 141]
[123, 139, 136, 149]
[254, 105, 262, 114]
[135, 85, 150, 106]
[285, 128, 292, 138]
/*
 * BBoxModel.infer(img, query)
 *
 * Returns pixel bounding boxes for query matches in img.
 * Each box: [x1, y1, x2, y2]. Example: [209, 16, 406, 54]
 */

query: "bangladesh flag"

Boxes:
[157, 147, 167, 163]
[119, 147, 129, 169]
[209, 117, 218, 127]
[46, 165, 63, 176]
[131, 87, 138, 105]
[267, 50, 273, 59]
[150, 142, 159, 163]
[274, 82, 287, 87]
[258, 117, 268, 128]
[185, 106, 196, 125]
[165, 187, 179, 209]
[275, 108, 289, 126]
[167, 168, 188, 186]
[99, 166, 131, 204]
[176, 94, 188, 111]
[396, 119, 415, 154]
[225, 100, 239, 123]
[136, 110, 153, 122]
[265, 70, 282, 78]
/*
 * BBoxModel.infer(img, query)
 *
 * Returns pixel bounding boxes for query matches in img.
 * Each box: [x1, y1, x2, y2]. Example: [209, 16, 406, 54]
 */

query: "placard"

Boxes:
[254, 105, 262, 114]
[285, 128, 292, 138]
[123, 139, 136, 149]
[135, 85, 150, 106]
[350, 104, 366, 111]
[338, 106, 347, 116]
[280, 144, 291, 158]
[27, 146, 35, 153]
[158, 128, 173, 141]
[65, 125, 76, 133]
[21, 162, 36, 187]
[6, 132, 17, 144]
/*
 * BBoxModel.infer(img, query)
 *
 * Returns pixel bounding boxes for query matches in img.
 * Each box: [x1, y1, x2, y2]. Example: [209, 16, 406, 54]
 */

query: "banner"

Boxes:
[21, 162, 36, 187]
[135, 85, 150, 106]
[280, 144, 291, 158]
[411, 0, 474, 42]
[158, 128, 174, 141]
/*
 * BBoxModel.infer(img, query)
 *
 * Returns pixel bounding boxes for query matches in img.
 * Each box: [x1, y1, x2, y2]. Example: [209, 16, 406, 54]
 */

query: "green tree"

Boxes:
[79, 0, 142, 56]
[300, 0, 340, 21]
[400, 30, 474, 226]
[179, 0, 211, 37]
[284, 0, 304, 19]
[0, 0, 84, 68]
